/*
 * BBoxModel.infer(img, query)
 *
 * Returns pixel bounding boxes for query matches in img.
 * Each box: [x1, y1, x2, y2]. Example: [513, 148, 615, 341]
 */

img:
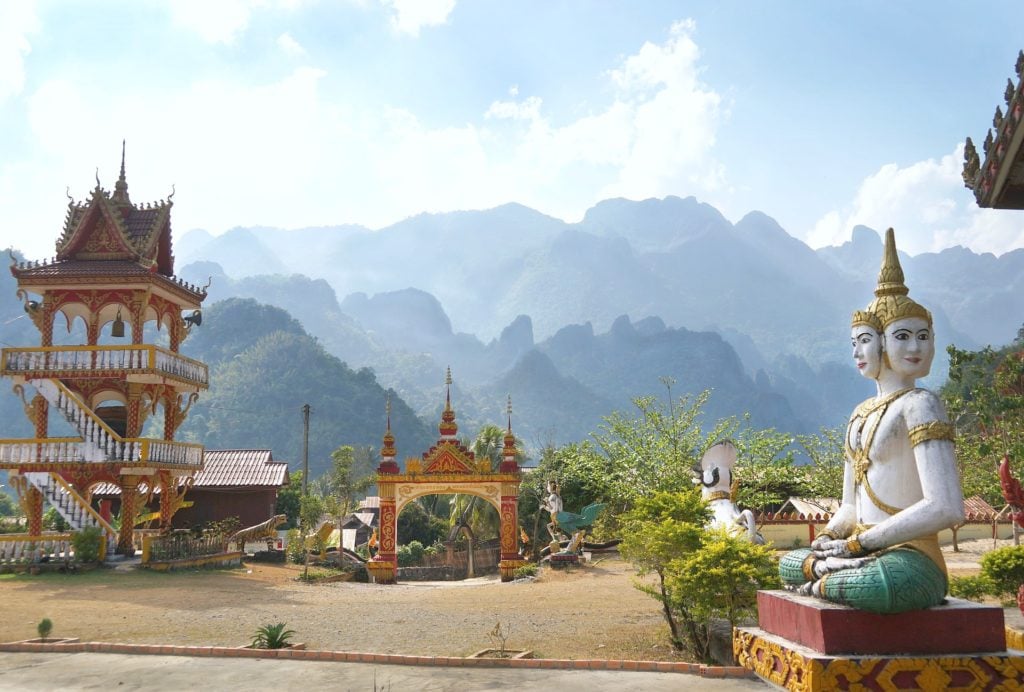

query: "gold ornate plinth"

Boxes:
[366, 560, 396, 584]
[499, 559, 527, 582]
[735, 627, 1024, 691]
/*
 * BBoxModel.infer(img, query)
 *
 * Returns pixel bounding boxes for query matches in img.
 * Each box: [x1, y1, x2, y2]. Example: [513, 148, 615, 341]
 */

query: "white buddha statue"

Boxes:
[779, 228, 963, 613]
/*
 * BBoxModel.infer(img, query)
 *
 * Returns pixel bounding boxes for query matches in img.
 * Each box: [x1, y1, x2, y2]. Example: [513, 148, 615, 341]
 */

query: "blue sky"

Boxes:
[2, 1, 1024, 262]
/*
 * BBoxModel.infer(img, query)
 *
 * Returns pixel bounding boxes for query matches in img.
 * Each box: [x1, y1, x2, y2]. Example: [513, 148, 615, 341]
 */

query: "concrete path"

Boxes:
[0, 652, 766, 691]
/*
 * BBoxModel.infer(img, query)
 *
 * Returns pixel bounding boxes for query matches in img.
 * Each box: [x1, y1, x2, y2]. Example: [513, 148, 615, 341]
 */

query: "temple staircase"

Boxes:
[22, 471, 117, 552]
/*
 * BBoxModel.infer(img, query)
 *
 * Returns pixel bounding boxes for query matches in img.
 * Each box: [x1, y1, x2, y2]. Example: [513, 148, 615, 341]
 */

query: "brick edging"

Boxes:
[0, 641, 754, 678]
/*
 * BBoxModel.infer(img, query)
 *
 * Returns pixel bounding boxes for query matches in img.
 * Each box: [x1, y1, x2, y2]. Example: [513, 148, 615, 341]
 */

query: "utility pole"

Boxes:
[302, 404, 311, 497]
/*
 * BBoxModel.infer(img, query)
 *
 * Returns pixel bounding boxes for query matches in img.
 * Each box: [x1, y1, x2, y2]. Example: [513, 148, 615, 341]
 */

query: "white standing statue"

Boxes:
[540, 479, 564, 543]
[779, 228, 964, 613]
[696, 440, 764, 544]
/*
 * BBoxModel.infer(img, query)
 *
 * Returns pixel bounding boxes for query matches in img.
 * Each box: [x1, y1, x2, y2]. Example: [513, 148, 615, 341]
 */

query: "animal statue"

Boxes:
[227, 514, 287, 551]
[304, 520, 337, 556]
[694, 440, 764, 544]
[552, 502, 606, 554]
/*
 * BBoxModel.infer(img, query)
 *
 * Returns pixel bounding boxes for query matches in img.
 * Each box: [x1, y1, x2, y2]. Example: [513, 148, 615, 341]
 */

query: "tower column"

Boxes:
[158, 471, 179, 529]
[125, 383, 144, 438]
[367, 480, 398, 584]
[25, 485, 45, 536]
[117, 475, 140, 555]
[32, 394, 48, 439]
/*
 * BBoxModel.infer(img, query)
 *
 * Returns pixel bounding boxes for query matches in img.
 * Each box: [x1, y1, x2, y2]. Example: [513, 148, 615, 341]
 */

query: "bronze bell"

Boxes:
[111, 308, 125, 338]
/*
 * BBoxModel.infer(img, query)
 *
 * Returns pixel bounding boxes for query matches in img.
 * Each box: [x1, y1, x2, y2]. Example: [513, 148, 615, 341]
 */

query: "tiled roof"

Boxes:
[92, 449, 289, 495]
[12, 259, 207, 298]
[964, 494, 998, 519]
[124, 207, 164, 244]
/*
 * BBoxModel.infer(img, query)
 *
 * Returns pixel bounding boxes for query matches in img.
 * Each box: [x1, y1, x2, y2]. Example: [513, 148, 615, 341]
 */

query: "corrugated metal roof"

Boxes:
[199, 449, 288, 487]
[92, 449, 289, 495]
[358, 496, 380, 510]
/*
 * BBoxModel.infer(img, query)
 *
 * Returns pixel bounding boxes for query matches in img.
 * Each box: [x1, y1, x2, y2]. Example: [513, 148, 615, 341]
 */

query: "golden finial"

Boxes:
[386, 394, 392, 429]
[875, 228, 908, 298]
[445, 366, 453, 411]
[863, 228, 931, 329]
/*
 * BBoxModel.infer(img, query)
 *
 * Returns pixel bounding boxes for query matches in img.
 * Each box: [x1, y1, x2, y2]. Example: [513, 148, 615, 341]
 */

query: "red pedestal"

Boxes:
[757, 590, 1006, 655]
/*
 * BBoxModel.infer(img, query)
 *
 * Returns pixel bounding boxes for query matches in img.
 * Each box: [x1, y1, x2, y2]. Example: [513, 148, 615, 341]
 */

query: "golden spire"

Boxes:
[503, 395, 517, 458]
[381, 394, 396, 459]
[439, 367, 457, 438]
[859, 228, 931, 329]
[113, 140, 130, 205]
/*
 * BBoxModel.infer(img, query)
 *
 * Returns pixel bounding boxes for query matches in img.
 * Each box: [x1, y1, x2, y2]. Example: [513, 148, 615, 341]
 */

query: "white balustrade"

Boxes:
[2, 345, 207, 386]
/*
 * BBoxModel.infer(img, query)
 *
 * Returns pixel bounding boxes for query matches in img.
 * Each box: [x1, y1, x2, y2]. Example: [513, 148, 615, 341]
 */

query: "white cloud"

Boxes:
[169, 0, 256, 44]
[1, 17, 730, 259]
[277, 32, 307, 57]
[807, 145, 1024, 257]
[381, 0, 455, 37]
[0, 2, 39, 103]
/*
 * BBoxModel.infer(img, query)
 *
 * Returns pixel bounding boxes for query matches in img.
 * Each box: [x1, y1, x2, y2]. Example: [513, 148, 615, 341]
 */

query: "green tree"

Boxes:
[617, 490, 708, 654]
[618, 489, 777, 662]
[275, 472, 303, 528]
[317, 445, 375, 527]
[298, 494, 325, 580]
[943, 340, 1024, 506]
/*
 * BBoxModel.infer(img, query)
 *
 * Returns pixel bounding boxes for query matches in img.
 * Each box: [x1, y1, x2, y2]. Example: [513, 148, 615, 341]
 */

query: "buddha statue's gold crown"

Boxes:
[854, 228, 931, 330]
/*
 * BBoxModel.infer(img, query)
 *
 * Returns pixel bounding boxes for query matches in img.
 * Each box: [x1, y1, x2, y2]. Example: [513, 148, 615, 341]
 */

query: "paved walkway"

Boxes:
[0, 652, 766, 691]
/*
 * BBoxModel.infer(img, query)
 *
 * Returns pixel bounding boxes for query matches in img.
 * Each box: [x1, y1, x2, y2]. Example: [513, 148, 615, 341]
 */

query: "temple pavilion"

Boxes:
[0, 145, 208, 555]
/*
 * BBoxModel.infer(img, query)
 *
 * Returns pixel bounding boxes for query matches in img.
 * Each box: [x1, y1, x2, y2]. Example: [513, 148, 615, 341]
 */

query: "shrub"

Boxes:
[950, 574, 994, 601]
[37, 618, 53, 641]
[251, 622, 296, 649]
[396, 540, 425, 567]
[71, 527, 103, 563]
[980, 546, 1024, 598]
[513, 563, 538, 579]
[43, 508, 69, 532]
[286, 528, 304, 564]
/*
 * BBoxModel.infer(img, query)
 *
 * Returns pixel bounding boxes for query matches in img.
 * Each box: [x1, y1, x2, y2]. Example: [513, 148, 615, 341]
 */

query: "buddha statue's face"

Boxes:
[883, 316, 934, 380]
[851, 324, 882, 380]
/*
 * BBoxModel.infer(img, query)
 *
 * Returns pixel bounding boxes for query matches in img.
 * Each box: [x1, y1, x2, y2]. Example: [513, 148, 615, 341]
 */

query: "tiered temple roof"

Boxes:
[963, 50, 1024, 209]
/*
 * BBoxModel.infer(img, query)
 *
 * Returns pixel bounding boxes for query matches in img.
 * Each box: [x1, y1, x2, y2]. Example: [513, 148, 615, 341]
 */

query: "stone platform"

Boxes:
[756, 590, 1006, 655]
[736, 591, 1024, 690]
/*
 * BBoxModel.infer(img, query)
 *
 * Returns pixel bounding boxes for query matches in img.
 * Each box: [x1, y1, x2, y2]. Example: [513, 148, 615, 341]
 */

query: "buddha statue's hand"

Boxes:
[812, 534, 869, 560]
[812, 555, 873, 578]
[810, 534, 837, 550]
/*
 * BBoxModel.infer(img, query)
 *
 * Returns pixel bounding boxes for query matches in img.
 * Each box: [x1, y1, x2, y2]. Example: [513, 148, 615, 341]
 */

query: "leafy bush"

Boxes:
[37, 618, 53, 641]
[980, 546, 1024, 598]
[950, 574, 994, 601]
[397, 540, 425, 567]
[251, 622, 296, 649]
[513, 563, 538, 579]
[43, 508, 69, 532]
[286, 528, 304, 564]
[71, 527, 104, 563]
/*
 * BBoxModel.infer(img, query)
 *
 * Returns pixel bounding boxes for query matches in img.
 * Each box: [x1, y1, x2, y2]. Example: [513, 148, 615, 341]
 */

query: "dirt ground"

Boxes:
[0, 539, 1009, 661]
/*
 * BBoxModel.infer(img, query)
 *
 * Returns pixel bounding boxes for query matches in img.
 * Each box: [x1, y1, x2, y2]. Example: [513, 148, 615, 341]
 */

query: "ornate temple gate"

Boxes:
[367, 383, 526, 584]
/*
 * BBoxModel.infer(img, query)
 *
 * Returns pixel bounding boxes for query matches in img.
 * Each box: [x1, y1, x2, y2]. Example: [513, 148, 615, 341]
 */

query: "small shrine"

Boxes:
[366, 370, 527, 583]
[0, 144, 209, 555]
[963, 50, 1024, 209]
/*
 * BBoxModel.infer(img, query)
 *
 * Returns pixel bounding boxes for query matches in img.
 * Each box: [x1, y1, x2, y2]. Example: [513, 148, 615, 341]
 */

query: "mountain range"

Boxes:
[3, 195, 1022, 469]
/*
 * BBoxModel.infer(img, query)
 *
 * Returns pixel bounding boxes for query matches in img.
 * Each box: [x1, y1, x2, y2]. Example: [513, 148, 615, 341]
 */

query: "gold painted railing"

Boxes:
[1, 344, 208, 387]
[0, 437, 203, 468]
